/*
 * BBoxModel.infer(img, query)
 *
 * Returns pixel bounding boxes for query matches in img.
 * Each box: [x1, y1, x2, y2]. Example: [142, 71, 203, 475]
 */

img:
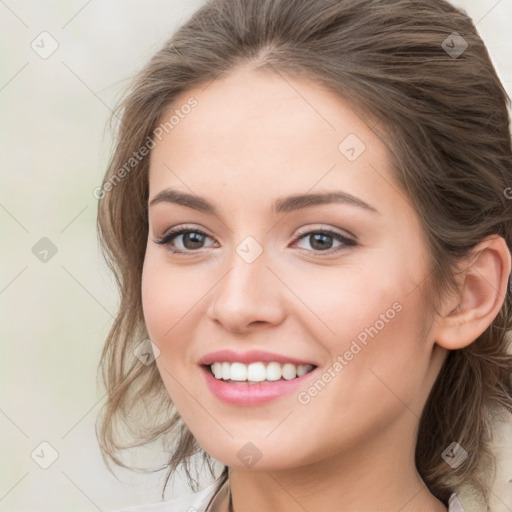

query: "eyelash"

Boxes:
[154, 225, 356, 255]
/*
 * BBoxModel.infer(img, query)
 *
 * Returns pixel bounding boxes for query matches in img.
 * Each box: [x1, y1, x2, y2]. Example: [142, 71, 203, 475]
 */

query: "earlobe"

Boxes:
[434, 236, 511, 351]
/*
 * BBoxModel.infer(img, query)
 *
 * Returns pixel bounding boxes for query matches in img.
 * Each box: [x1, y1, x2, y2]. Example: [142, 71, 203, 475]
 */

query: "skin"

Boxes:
[141, 66, 510, 511]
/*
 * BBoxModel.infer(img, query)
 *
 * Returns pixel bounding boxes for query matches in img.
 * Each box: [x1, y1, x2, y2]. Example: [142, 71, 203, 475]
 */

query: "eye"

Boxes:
[154, 226, 216, 253]
[154, 225, 356, 255]
[292, 229, 356, 254]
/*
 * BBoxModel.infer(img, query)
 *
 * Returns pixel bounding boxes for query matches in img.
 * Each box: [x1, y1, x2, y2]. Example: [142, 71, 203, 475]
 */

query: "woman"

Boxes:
[95, 0, 512, 510]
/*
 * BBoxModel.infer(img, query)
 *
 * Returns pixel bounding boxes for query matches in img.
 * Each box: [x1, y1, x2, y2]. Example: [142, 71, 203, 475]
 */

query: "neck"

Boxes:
[226, 418, 447, 512]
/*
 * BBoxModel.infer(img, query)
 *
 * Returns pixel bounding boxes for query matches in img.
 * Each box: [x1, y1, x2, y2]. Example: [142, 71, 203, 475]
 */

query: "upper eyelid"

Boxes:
[295, 224, 356, 240]
[156, 222, 355, 239]
[155, 224, 212, 241]
[155, 225, 353, 240]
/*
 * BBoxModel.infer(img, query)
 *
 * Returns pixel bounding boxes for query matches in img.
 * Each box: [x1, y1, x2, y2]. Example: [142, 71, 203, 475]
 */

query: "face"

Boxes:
[141, 67, 445, 471]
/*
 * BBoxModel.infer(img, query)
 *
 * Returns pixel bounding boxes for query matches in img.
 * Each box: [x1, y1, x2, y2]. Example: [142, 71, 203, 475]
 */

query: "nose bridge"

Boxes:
[208, 234, 285, 331]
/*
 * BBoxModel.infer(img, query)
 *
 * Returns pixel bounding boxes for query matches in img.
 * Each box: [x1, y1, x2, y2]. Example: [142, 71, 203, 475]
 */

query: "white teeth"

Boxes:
[297, 364, 310, 377]
[282, 363, 297, 380]
[212, 362, 223, 379]
[209, 361, 314, 382]
[229, 362, 247, 381]
[266, 362, 282, 381]
[222, 362, 230, 380]
[247, 362, 267, 382]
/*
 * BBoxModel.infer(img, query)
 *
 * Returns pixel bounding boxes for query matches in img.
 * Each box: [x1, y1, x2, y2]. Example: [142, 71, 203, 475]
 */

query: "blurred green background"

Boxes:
[0, 1, 511, 511]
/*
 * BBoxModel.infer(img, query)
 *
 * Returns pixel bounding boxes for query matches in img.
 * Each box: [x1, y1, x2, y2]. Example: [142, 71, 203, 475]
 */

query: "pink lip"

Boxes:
[198, 349, 317, 366]
[200, 365, 319, 406]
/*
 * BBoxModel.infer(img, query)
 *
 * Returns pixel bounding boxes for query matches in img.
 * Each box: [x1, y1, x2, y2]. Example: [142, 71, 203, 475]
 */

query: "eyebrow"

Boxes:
[149, 188, 378, 215]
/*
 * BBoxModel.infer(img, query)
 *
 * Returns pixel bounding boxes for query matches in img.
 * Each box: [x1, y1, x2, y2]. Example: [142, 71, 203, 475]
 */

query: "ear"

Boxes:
[434, 235, 511, 350]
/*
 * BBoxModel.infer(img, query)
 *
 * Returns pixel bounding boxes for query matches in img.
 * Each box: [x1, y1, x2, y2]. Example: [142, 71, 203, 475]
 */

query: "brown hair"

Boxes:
[95, 0, 512, 506]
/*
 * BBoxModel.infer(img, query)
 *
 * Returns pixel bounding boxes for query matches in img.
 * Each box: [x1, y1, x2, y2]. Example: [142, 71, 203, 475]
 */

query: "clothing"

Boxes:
[112, 476, 466, 511]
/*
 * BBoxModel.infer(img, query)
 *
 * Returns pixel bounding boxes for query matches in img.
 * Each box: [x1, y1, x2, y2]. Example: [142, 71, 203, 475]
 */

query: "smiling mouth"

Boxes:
[204, 361, 317, 384]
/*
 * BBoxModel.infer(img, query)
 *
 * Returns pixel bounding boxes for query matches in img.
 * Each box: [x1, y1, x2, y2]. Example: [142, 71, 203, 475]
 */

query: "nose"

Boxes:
[206, 243, 286, 333]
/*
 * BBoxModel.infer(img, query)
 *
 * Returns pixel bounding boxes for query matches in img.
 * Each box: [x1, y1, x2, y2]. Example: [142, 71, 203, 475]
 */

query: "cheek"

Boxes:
[324, 281, 431, 421]
[302, 260, 429, 377]
[141, 249, 195, 345]
[141, 256, 168, 340]
[286, 264, 399, 346]
[141, 252, 198, 406]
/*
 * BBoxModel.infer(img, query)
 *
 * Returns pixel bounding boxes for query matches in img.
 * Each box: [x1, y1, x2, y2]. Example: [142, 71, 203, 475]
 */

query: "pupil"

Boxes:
[184, 232, 204, 249]
[311, 233, 332, 250]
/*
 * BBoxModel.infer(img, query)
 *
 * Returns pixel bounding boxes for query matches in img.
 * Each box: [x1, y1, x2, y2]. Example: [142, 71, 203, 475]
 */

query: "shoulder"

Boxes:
[448, 492, 465, 512]
[109, 477, 223, 512]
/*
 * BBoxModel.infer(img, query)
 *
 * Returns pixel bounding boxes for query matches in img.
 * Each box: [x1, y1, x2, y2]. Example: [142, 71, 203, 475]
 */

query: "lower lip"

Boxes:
[200, 365, 318, 406]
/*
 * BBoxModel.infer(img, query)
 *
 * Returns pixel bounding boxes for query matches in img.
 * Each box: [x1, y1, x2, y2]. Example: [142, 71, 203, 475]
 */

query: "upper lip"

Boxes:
[199, 349, 317, 367]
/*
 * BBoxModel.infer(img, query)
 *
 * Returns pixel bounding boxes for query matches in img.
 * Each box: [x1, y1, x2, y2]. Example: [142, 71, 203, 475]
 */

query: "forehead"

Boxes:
[148, 67, 404, 216]
[154, 67, 379, 154]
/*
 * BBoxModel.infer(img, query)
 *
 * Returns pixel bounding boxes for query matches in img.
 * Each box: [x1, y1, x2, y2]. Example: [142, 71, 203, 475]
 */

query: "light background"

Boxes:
[0, 1, 511, 511]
